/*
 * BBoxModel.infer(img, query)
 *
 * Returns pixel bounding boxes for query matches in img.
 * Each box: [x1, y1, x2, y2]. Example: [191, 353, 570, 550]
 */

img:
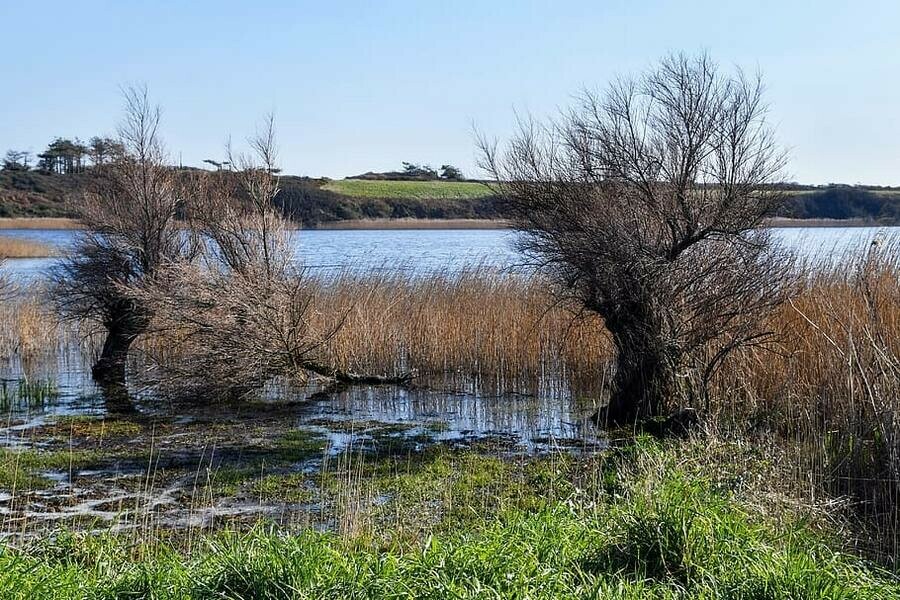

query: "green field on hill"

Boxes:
[323, 179, 495, 200]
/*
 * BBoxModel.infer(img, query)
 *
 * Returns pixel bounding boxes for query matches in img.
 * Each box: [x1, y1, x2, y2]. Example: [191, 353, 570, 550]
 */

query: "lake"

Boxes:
[0, 226, 897, 282]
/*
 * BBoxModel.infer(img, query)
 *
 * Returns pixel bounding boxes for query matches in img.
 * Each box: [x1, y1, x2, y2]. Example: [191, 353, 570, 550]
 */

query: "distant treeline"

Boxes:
[780, 185, 900, 221]
[349, 162, 465, 181]
[1, 167, 898, 225]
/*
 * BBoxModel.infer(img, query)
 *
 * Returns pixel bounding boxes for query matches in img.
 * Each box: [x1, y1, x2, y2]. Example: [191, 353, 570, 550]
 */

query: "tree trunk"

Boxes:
[599, 344, 675, 426]
[595, 307, 679, 428]
[91, 324, 138, 387]
[299, 360, 414, 385]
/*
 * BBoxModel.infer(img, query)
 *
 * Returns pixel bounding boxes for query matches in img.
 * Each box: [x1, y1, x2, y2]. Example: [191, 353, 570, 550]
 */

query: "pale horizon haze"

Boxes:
[2, 0, 899, 185]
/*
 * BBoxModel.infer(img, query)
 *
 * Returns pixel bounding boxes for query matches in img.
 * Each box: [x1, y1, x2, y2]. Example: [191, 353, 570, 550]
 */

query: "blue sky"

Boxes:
[2, 0, 899, 184]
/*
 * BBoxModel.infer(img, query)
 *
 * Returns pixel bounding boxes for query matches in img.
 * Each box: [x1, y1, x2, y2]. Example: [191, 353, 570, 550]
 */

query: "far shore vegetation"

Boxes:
[0, 235, 55, 258]
[322, 178, 494, 200]
[3, 151, 899, 228]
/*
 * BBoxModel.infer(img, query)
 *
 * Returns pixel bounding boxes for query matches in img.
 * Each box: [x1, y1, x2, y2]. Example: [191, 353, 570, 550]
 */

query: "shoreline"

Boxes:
[310, 218, 510, 230]
[0, 216, 894, 231]
[764, 217, 895, 228]
[0, 217, 83, 230]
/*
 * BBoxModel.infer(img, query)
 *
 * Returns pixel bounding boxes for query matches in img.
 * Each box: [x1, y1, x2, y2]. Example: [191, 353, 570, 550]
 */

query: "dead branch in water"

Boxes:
[299, 359, 414, 385]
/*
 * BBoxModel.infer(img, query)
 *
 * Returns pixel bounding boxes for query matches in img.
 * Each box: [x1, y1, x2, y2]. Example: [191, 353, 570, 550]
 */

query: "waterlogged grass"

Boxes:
[0, 378, 58, 410]
[1, 441, 896, 598]
[0, 447, 107, 490]
[271, 429, 327, 462]
[323, 179, 494, 200]
[42, 415, 143, 439]
[250, 473, 317, 503]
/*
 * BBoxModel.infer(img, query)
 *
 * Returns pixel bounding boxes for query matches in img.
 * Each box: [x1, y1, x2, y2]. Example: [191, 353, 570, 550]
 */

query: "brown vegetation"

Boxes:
[0, 236, 55, 258]
[51, 88, 196, 391]
[2, 247, 897, 555]
[480, 53, 792, 425]
[0, 218, 81, 230]
[1, 241, 898, 555]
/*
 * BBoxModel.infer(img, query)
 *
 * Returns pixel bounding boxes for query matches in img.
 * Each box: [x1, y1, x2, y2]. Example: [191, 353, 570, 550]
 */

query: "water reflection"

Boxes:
[295, 382, 598, 452]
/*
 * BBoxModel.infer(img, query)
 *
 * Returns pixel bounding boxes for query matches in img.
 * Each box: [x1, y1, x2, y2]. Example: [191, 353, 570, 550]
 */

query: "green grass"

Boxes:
[1, 440, 897, 598]
[0, 448, 107, 490]
[43, 415, 142, 439]
[250, 473, 317, 503]
[323, 179, 495, 200]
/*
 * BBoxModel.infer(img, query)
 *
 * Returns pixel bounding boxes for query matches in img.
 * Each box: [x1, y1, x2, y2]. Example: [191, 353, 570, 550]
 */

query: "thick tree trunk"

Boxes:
[91, 322, 142, 416]
[594, 306, 679, 428]
[599, 344, 675, 426]
[91, 325, 138, 386]
[91, 312, 146, 386]
[299, 360, 414, 385]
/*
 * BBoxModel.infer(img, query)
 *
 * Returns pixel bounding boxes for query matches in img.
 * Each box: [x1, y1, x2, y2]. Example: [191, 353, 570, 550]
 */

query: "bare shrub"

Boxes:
[479, 53, 794, 425]
[140, 118, 408, 400]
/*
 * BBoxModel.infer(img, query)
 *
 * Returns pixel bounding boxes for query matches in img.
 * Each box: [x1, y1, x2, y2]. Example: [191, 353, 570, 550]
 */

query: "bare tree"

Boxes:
[479, 53, 793, 426]
[2, 150, 31, 171]
[140, 117, 408, 400]
[52, 87, 197, 391]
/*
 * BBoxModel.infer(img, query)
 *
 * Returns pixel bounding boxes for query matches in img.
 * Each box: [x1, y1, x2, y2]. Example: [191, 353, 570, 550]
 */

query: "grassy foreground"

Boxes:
[0, 440, 896, 599]
[322, 179, 495, 200]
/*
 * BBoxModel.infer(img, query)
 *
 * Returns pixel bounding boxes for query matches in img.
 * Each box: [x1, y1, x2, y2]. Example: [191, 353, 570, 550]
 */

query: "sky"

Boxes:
[2, 0, 899, 185]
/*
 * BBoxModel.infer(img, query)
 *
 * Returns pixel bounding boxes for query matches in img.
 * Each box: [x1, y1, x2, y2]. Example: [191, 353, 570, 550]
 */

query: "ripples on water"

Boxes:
[3, 226, 895, 280]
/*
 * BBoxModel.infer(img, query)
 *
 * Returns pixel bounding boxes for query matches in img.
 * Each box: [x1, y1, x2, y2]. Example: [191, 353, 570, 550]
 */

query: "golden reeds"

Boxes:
[0, 236, 55, 258]
[0, 218, 81, 230]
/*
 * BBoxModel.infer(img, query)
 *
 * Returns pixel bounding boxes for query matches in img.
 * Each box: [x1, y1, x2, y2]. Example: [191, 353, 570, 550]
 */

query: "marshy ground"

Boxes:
[0, 373, 602, 540]
[0, 258, 896, 597]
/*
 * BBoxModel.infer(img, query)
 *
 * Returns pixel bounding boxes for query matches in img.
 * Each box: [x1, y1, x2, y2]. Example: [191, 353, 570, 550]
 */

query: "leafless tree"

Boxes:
[479, 53, 793, 426]
[52, 87, 198, 390]
[140, 117, 409, 400]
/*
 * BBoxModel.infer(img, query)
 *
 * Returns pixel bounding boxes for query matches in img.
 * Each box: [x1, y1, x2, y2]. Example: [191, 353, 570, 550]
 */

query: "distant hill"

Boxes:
[0, 169, 86, 217]
[276, 176, 502, 224]
[322, 179, 493, 200]
[1, 169, 898, 226]
[783, 186, 900, 221]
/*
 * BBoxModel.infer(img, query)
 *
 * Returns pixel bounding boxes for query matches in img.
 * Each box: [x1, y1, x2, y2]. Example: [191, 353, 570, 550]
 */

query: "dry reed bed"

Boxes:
[710, 249, 900, 559]
[0, 218, 81, 230]
[309, 270, 612, 392]
[0, 236, 55, 259]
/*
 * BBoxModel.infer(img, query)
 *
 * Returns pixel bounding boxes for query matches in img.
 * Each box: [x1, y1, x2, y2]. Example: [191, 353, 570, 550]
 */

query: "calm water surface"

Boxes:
[1, 226, 897, 282]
